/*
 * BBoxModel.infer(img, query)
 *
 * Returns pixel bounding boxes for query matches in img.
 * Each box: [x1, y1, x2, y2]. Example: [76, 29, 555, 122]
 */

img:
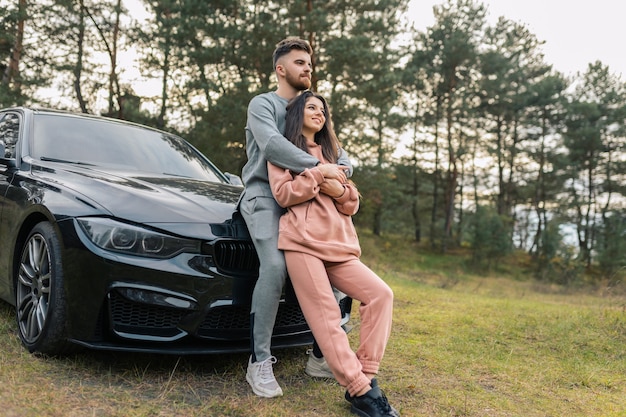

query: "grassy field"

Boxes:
[1, 231, 625, 417]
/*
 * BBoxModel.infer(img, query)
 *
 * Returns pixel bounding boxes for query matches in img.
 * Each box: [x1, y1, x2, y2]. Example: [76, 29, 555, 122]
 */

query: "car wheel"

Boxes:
[16, 222, 74, 354]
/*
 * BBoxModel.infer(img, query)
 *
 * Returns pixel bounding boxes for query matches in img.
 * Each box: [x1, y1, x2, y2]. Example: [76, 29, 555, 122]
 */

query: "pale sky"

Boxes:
[407, 0, 626, 78]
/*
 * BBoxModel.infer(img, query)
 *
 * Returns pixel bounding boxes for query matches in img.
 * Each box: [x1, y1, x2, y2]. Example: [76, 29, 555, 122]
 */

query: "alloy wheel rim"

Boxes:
[16, 233, 51, 344]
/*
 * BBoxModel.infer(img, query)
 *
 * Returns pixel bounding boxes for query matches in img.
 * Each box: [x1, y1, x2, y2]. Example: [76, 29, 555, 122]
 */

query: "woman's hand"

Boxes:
[319, 178, 346, 198]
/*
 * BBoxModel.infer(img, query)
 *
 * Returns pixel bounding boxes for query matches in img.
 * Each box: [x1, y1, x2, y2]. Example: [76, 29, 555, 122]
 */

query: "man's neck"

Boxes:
[275, 84, 300, 101]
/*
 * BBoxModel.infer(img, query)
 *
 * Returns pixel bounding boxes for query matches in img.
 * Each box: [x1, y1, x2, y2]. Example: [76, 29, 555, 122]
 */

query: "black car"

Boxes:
[0, 107, 350, 355]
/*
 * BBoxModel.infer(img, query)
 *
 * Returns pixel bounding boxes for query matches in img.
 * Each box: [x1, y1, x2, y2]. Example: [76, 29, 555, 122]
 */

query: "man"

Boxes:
[239, 37, 352, 398]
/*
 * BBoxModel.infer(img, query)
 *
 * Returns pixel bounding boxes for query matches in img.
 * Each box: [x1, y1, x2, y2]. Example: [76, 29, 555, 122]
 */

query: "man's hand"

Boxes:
[319, 178, 345, 198]
[316, 163, 349, 184]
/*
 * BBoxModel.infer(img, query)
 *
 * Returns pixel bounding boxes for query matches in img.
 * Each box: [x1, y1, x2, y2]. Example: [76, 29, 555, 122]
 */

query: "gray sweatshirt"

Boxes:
[241, 91, 352, 200]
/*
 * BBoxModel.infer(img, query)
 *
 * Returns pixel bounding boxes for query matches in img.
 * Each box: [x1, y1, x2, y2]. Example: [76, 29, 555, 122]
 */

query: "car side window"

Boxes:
[0, 112, 20, 158]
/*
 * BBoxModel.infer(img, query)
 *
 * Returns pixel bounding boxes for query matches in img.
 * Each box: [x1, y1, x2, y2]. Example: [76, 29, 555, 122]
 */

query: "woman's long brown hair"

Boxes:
[284, 91, 340, 163]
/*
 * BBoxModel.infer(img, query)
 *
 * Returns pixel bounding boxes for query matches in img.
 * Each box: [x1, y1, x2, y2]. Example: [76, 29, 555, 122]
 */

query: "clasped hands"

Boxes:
[316, 163, 349, 199]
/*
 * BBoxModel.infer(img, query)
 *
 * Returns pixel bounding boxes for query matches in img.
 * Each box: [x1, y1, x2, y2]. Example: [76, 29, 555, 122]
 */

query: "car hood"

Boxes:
[32, 163, 244, 240]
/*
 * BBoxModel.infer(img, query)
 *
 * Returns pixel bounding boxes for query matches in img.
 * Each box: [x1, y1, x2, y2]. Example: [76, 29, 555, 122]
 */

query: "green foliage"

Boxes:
[0, 6, 16, 107]
[596, 212, 626, 279]
[534, 220, 585, 285]
[468, 205, 512, 268]
[559, 62, 626, 268]
[186, 86, 254, 174]
[0, 0, 33, 107]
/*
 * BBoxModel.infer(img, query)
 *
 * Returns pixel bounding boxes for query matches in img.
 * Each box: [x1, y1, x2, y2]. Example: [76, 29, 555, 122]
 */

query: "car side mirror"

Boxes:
[0, 140, 17, 168]
[224, 172, 243, 186]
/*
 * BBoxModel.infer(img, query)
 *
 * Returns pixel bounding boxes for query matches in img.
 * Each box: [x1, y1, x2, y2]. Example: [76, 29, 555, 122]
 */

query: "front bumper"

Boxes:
[60, 218, 312, 354]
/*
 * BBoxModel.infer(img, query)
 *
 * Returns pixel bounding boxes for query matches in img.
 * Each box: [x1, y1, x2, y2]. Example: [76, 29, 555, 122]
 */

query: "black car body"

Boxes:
[0, 107, 349, 355]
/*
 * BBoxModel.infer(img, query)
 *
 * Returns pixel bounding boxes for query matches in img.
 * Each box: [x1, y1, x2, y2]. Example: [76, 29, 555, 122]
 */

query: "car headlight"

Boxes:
[77, 217, 201, 259]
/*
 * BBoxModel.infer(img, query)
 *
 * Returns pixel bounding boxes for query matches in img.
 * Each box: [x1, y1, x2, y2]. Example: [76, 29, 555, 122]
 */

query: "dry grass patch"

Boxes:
[1, 232, 625, 416]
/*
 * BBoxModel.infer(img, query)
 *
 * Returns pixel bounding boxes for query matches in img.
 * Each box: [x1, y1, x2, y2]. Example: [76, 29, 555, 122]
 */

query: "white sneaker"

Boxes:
[246, 356, 283, 398]
[305, 349, 334, 379]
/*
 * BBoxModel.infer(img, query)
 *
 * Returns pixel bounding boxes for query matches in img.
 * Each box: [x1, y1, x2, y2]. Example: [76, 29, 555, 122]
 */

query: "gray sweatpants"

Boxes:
[239, 194, 287, 362]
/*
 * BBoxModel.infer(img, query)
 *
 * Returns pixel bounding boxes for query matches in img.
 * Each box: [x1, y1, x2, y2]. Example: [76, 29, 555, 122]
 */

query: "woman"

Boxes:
[267, 91, 399, 417]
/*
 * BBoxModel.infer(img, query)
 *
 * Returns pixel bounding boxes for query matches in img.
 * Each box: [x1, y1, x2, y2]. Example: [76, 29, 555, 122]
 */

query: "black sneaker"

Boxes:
[345, 379, 400, 416]
[349, 382, 400, 417]
[345, 378, 384, 402]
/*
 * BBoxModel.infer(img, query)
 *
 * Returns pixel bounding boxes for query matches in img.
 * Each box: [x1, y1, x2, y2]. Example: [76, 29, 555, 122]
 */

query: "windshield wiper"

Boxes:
[40, 156, 95, 166]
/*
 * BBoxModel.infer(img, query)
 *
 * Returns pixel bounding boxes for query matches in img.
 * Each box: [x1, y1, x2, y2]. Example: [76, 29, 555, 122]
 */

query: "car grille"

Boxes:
[213, 240, 259, 275]
[109, 291, 186, 338]
[197, 303, 309, 339]
[109, 291, 309, 341]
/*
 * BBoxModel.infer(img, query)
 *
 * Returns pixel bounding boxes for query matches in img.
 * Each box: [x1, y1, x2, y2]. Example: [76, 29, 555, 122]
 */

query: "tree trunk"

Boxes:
[74, 0, 89, 113]
[2, 0, 26, 93]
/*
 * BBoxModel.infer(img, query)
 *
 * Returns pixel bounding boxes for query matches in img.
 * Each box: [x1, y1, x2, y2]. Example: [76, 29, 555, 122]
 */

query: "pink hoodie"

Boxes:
[268, 142, 360, 262]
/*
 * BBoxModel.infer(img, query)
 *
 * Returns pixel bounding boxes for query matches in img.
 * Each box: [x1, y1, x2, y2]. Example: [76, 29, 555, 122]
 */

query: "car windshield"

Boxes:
[31, 114, 224, 182]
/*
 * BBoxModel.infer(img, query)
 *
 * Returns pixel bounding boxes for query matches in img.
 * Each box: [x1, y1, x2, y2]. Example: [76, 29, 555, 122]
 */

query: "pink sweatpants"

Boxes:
[284, 252, 394, 397]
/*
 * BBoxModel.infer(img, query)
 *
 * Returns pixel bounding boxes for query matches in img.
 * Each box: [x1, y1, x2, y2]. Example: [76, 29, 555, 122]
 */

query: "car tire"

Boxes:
[16, 222, 74, 354]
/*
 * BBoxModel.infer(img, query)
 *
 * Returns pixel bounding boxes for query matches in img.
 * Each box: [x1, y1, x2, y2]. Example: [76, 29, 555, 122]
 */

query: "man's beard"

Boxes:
[286, 71, 311, 91]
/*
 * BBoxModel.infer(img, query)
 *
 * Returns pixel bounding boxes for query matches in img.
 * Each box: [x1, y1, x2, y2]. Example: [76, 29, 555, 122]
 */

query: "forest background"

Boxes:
[1, 0, 624, 285]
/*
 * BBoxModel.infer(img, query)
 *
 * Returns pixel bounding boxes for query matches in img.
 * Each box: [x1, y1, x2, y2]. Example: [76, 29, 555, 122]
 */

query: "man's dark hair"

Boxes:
[272, 37, 312, 69]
